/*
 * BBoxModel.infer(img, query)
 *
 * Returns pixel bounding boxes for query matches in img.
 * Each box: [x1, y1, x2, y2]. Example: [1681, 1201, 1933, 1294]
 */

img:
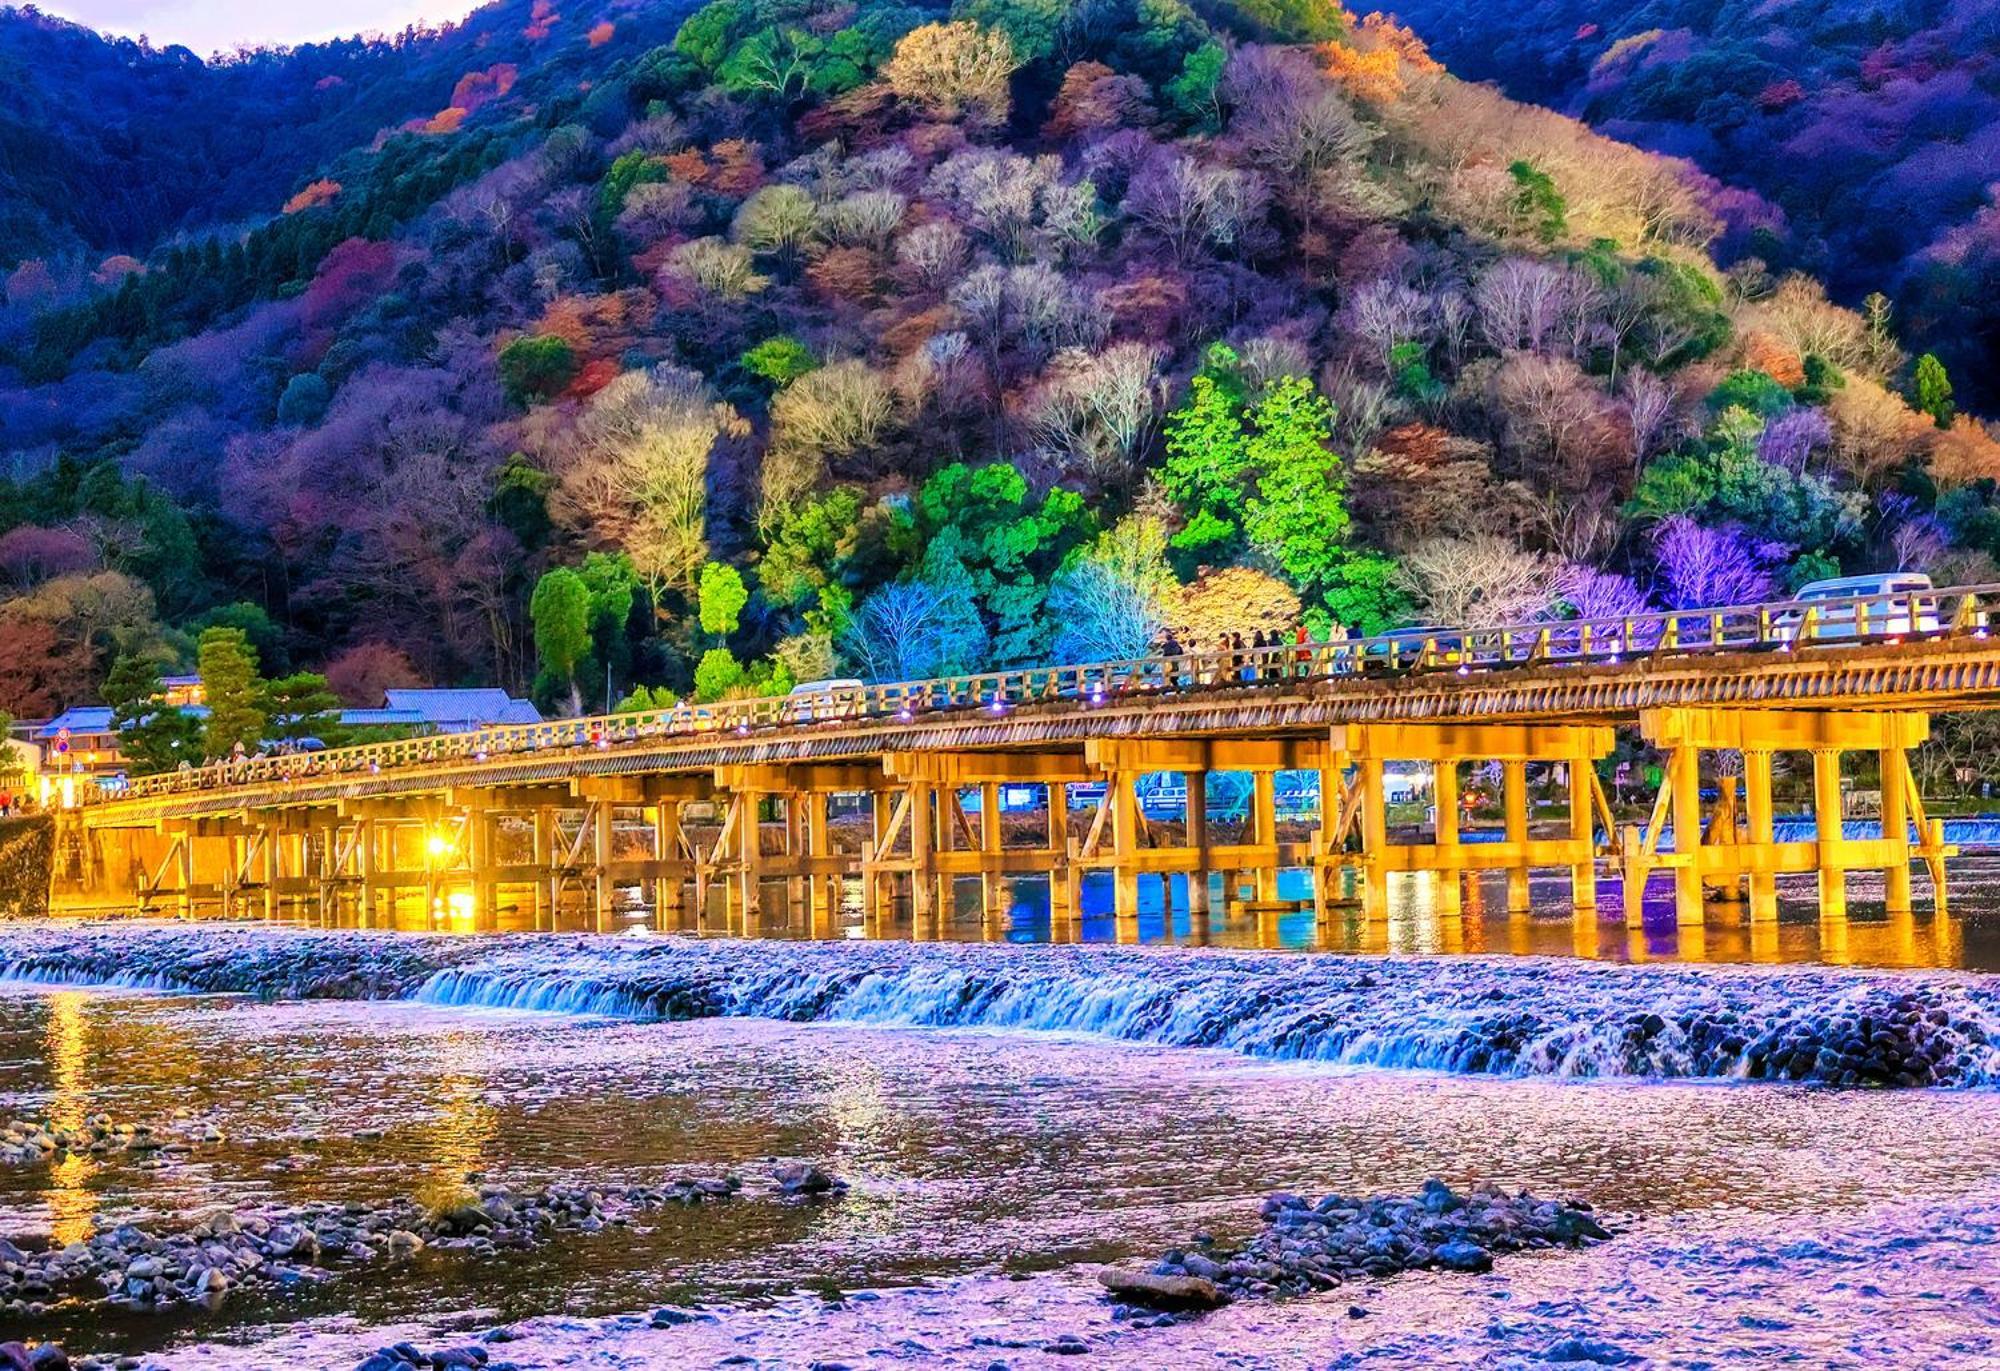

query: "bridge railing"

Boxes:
[82, 583, 2000, 805]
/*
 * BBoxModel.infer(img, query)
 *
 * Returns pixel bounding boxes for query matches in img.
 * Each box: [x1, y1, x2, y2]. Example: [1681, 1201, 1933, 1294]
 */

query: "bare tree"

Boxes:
[546, 366, 743, 598]
[1395, 535, 1561, 627]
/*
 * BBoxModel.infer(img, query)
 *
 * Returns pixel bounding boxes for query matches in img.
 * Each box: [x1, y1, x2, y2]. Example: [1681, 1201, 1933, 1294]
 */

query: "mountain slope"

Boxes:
[1379, 0, 2000, 407]
[0, 0, 1994, 737]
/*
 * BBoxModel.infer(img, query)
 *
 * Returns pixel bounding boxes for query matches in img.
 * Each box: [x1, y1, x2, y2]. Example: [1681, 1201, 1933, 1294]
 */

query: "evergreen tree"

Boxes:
[1914, 353, 1955, 429]
[530, 568, 593, 709]
[103, 655, 203, 775]
[197, 628, 266, 759]
[260, 673, 343, 746]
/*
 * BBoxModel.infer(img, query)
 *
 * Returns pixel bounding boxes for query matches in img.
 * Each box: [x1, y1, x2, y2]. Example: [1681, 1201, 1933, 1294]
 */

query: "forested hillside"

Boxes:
[1382, 0, 2000, 407]
[1, 0, 1996, 744]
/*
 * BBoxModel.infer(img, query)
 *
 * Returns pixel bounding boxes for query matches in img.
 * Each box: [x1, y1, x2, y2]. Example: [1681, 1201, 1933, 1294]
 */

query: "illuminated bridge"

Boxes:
[46, 585, 2000, 938]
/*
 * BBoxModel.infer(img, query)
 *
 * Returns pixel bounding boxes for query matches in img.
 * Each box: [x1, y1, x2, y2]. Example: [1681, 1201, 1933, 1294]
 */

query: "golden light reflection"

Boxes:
[43, 991, 97, 1247]
[414, 1030, 499, 1203]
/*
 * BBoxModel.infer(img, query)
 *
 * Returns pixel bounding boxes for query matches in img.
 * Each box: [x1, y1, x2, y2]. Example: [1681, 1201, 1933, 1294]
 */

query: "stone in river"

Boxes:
[1096, 1267, 1230, 1309]
[1541, 1336, 1642, 1364]
[1434, 1240, 1494, 1273]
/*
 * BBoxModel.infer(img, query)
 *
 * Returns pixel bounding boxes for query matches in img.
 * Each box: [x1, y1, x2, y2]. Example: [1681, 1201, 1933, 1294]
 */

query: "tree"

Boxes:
[103, 655, 202, 775]
[731, 185, 821, 269]
[1160, 343, 1252, 564]
[261, 673, 342, 745]
[1508, 160, 1566, 243]
[1914, 353, 1956, 430]
[277, 373, 332, 426]
[616, 684, 680, 712]
[741, 336, 818, 388]
[498, 335, 578, 406]
[530, 567, 593, 704]
[1395, 536, 1560, 628]
[882, 21, 1018, 127]
[842, 575, 988, 681]
[693, 647, 745, 701]
[912, 462, 1094, 663]
[1652, 517, 1777, 610]
[698, 562, 749, 637]
[547, 365, 741, 595]
[1241, 375, 1349, 598]
[324, 643, 425, 707]
[197, 627, 266, 759]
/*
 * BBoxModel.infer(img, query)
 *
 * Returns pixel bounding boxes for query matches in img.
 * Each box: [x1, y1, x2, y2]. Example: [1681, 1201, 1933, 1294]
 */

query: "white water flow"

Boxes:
[4, 925, 1999, 1087]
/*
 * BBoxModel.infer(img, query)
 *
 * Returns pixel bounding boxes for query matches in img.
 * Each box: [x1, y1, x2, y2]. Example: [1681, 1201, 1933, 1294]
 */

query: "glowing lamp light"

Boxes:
[425, 831, 456, 860]
[896, 708, 913, 722]
[736, 723, 751, 736]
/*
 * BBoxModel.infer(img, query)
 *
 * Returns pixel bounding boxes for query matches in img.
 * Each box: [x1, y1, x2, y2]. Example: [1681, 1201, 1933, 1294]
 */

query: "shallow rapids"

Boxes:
[3, 924, 1999, 1087]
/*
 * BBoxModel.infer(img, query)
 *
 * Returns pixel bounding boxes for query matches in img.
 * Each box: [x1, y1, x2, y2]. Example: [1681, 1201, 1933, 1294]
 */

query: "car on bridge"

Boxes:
[1359, 626, 1467, 670]
[1778, 573, 1941, 644]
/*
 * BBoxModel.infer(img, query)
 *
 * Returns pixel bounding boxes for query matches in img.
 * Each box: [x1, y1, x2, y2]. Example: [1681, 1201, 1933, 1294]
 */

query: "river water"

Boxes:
[3, 905, 2000, 1366]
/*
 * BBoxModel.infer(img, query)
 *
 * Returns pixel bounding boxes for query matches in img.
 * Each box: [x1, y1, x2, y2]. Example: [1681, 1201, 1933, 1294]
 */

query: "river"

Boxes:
[1, 892, 1998, 1367]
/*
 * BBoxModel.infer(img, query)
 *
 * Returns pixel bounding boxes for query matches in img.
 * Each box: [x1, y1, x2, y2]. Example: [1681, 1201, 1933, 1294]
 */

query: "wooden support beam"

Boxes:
[883, 752, 1096, 785]
[1086, 737, 1333, 775]
[1347, 722, 1614, 763]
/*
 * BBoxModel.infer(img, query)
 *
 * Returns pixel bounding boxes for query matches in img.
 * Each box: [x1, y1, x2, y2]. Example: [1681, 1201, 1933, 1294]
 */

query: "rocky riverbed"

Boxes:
[3, 923, 1998, 1087]
[1, 1116, 223, 1169]
[1103, 1180, 1613, 1312]
[1, 1167, 843, 1322]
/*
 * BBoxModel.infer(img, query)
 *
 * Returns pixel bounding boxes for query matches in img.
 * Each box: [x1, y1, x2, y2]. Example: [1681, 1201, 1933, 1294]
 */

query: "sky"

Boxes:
[44, 0, 481, 54]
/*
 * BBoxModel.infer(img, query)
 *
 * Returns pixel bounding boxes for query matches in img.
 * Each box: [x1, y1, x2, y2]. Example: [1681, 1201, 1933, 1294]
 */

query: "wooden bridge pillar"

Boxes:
[1503, 761, 1531, 914]
[1632, 708, 1949, 929]
[1348, 723, 1615, 925]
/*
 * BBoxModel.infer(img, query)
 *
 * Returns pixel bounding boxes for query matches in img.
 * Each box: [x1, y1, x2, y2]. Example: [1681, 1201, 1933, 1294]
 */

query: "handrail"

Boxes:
[78, 582, 2000, 806]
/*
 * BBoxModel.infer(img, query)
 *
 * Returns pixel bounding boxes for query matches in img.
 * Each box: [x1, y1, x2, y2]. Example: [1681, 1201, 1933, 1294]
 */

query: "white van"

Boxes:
[1785, 573, 1938, 642]
[788, 678, 866, 722]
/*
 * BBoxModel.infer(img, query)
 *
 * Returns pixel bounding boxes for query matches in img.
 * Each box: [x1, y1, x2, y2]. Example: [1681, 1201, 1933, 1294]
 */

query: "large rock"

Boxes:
[1097, 1267, 1230, 1310]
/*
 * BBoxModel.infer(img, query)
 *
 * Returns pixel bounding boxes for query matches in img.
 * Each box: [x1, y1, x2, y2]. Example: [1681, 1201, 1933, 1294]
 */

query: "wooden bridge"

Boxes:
[44, 585, 2000, 939]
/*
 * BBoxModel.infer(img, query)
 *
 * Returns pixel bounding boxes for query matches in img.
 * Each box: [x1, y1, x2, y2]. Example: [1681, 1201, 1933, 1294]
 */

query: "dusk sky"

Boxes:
[46, 0, 479, 53]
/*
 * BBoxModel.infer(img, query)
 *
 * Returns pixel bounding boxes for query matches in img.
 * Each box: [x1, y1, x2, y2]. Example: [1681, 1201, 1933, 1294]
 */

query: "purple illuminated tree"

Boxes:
[1556, 564, 1653, 620]
[1652, 516, 1779, 609]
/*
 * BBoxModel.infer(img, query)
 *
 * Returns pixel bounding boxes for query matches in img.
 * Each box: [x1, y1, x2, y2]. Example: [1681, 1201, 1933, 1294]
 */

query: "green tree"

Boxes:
[197, 627, 265, 759]
[1240, 376, 1350, 597]
[190, 601, 287, 675]
[741, 336, 819, 389]
[760, 486, 864, 607]
[1159, 343, 1252, 566]
[530, 568, 593, 701]
[1508, 160, 1567, 244]
[1914, 353, 1955, 430]
[491, 452, 553, 549]
[102, 655, 202, 775]
[498, 335, 578, 406]
[260, 672, 342, 746]
[698, 561, 750, 637]
[693, 647, 745, 701]
[615, 684, 680, 712]
[912, 462, 1094, 663]
[1164, 40, 1226, 130]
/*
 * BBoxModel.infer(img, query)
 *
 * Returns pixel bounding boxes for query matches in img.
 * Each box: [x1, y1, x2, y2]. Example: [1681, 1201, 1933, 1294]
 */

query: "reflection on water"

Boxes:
[731, 856, 2000, 971]
[4, 989, 2000, 1360]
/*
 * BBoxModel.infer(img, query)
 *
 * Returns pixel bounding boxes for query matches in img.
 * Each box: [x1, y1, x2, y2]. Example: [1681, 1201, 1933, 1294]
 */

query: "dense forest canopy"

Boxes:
[1, 0, 1997, 767]
[1380, 0, 2000, 408]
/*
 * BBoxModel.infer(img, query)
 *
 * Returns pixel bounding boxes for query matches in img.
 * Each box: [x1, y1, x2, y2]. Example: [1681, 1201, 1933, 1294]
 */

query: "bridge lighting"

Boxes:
[425, 830, 456, 861]
[988, 697, 1007, 715]
[896, 707, 913, 722]
[736, 722, 751, 736]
